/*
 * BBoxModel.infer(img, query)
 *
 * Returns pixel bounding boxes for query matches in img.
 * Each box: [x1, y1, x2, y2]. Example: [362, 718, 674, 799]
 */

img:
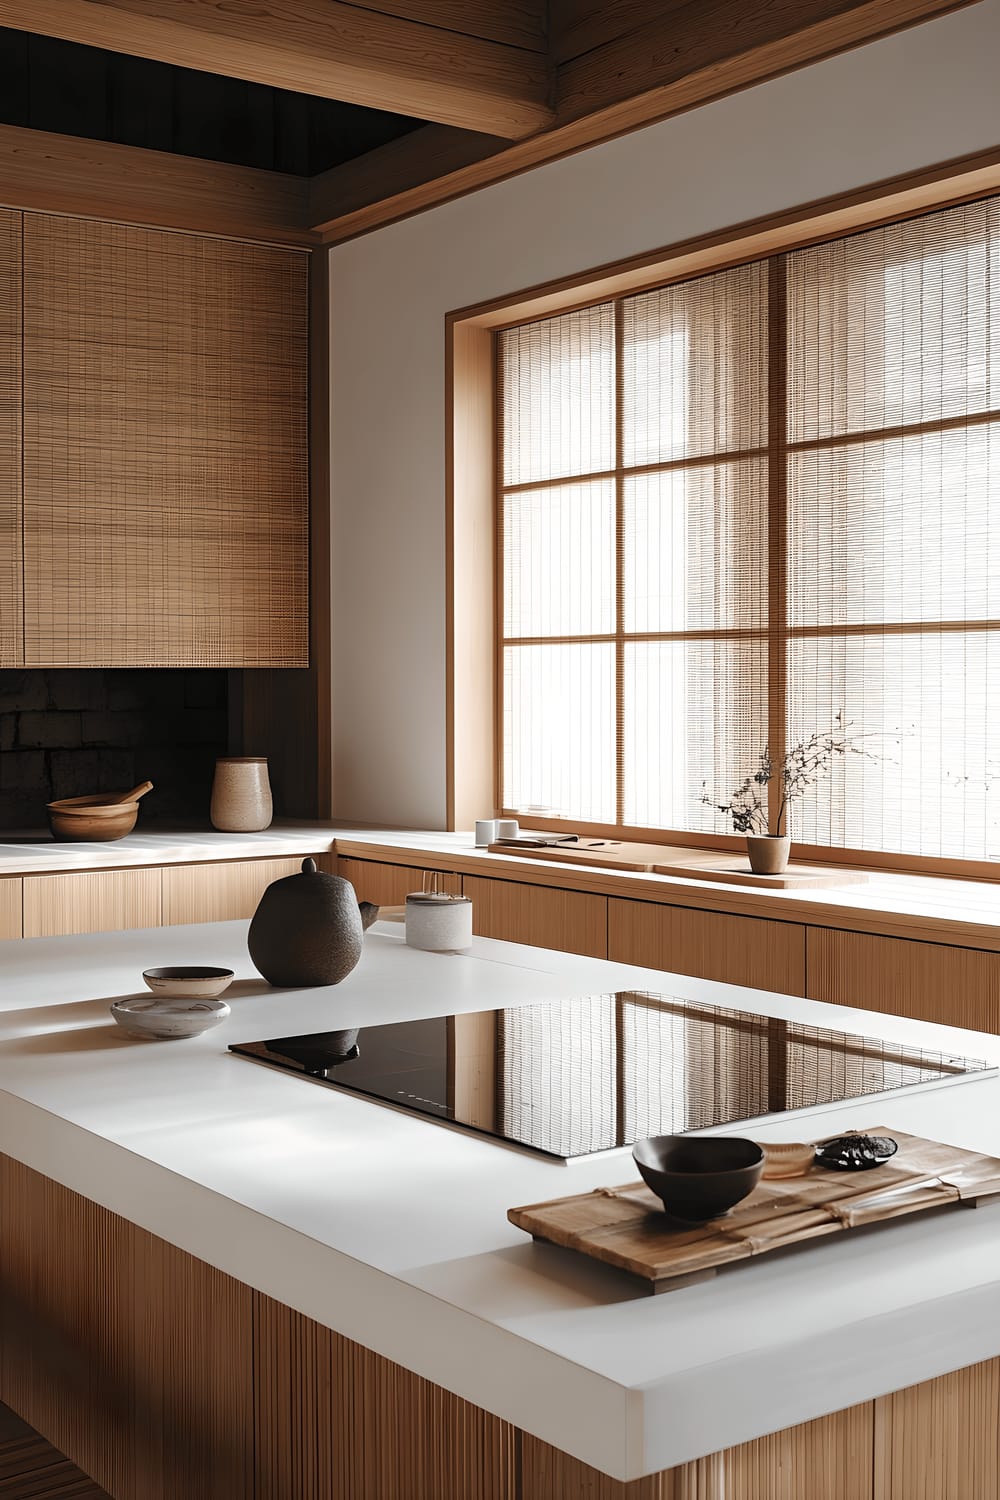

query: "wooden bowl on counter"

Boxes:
[47, 781, 154, 842]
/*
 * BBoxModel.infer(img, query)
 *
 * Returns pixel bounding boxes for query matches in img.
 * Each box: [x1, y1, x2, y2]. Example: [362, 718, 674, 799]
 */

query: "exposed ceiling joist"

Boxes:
[309, 124, 507, 229]
[311, 0, 977, 241]
[548, 0, 686, 67]
[0, 122, 314, 244]
[555, 0, 974, 124]
[0, 0, 554, 139]
[356, 0, 547, 53]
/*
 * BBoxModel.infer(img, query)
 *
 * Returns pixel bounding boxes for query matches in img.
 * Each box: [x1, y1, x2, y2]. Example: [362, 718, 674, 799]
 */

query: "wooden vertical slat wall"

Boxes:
[874, 1358, 1000, 1499]
[253, 1296, 519, 1500]
[0, 209, 21, 668]
[21, 215, 309, 669]
[0, 1154, 253, 1500]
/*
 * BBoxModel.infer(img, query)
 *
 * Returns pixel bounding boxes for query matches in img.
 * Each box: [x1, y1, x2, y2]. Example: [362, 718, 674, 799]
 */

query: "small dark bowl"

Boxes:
[142, 966, 235, 999]
[632, 1135, 765, 1222]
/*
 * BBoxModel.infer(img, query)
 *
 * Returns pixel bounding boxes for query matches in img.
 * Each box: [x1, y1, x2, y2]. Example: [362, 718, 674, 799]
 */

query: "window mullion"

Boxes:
[614, 298, 626, 830]
[767, 255, 789, 837]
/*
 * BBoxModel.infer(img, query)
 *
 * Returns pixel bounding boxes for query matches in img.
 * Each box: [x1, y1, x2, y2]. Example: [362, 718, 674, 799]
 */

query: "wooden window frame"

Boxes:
[446, 145, 1000, 881]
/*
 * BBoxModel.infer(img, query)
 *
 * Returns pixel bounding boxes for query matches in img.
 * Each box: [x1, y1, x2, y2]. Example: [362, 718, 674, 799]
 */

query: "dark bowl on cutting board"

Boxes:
[633, 1135, 765, 1222]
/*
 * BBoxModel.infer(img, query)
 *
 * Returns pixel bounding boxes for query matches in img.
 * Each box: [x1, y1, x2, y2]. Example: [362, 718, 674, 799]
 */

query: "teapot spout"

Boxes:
[359, 901, 379, 932]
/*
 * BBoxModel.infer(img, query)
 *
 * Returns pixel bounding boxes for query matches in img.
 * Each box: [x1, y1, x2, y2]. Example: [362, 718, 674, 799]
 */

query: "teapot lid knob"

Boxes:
[301, 857, 318, 874]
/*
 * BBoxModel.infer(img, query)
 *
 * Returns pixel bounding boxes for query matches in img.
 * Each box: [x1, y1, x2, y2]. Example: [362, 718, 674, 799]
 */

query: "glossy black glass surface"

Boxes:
[229, 992, 994, 1159]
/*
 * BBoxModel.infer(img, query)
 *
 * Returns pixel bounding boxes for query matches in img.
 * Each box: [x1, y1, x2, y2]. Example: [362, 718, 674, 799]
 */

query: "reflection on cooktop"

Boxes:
[229, 993, 994, 1159]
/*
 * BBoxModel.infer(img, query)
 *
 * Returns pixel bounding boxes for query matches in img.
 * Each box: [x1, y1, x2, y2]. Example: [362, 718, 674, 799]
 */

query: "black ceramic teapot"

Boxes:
[247, 858, 378, 988]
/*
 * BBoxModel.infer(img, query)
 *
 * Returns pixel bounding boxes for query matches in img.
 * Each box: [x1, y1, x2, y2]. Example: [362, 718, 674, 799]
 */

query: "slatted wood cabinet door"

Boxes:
[337, 857, 461, 906]
[22, 869, 160, 938]
[0, 209, 20, 668]
[0, 879, 20, 939]
[161, 857, 308, 925]
[806, 927, 1000, 1034]
[463, 875, 607, 958]
[608, 898, 806, 996]
[21, 214, 308, 668]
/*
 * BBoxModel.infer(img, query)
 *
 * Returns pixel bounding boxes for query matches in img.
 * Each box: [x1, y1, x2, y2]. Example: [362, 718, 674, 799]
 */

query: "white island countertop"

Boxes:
[2, 921, 1000, 1481]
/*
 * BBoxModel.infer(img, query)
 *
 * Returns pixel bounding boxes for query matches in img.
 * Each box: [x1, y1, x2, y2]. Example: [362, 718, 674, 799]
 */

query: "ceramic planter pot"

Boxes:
[746, 834, 791, 875]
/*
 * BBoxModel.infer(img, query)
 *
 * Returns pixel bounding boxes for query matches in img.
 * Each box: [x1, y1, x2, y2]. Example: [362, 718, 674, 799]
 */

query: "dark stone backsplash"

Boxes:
[0, 670, 229, 831]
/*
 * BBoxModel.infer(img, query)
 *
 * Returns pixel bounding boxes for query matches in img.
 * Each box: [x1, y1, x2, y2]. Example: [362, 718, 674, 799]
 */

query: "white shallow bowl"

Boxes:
[111, 996, 231, 1040]
[142, 966, 234, 998]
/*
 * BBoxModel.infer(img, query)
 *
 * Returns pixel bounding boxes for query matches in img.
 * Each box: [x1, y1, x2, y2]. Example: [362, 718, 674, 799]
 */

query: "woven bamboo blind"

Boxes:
[22, 216, 308, 668]
[786, 199, 1000, 860]
[0, 209, 20, 669]
[499, 265, 769, 834]
[499, 194, 1000, 863]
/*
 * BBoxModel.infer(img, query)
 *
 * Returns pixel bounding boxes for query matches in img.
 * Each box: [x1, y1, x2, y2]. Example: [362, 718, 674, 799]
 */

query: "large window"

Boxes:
[498, 196, 1000, 863]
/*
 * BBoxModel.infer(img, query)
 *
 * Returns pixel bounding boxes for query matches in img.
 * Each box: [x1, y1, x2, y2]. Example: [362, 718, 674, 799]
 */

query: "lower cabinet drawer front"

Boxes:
[0, 878, 20, 939]
[608, 899, 805, 995]
[337, 858, 461, 907]
[23, 869, 160, 938]
[161, 858, 307, 926]
[464, 876, 607, 959]
[806, 927, 1000, 1033]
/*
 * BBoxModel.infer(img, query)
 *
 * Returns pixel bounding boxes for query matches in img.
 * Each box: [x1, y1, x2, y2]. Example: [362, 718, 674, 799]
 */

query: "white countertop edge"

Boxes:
[0, 825, 337, 874]
[0, 1088, 635, 1477]
[7, 1082, 1000, 1480]
[638, 1278, 1000, 1474]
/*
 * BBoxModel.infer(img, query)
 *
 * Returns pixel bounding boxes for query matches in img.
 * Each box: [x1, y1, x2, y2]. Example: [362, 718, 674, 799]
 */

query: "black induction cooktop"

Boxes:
[229, 992, 994, 1159]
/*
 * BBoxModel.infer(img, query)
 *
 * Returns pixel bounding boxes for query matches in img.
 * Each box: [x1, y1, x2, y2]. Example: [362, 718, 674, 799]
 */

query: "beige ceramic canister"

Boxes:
[210, 756, 273, 832]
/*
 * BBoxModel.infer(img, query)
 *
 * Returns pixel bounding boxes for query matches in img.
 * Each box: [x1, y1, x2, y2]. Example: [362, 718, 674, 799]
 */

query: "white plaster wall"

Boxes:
[328, 0, 1000, 828]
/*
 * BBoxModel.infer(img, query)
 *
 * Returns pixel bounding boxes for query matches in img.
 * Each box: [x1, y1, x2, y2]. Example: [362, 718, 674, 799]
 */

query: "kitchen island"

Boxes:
[1, 919, 999, 1499]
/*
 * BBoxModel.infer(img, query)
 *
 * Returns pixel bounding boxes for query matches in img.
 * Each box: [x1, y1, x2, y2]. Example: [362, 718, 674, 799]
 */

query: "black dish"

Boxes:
[814, 1133, 898, 1171]
[633, 1135, 765, 1222]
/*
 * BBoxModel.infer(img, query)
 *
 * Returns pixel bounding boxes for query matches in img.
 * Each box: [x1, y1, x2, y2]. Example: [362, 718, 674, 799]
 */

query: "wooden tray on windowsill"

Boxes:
[651, 853, 870, 889]
[508, 1128, 1000, 1296]
[487, 838, 868, 888]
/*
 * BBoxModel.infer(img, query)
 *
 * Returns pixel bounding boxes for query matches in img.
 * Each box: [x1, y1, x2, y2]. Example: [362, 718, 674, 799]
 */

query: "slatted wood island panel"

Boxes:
[0, 1152, 996, 1500]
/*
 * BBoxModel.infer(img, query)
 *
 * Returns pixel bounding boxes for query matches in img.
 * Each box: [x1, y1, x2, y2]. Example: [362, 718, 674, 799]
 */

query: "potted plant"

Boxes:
[700, 715, 871, 875]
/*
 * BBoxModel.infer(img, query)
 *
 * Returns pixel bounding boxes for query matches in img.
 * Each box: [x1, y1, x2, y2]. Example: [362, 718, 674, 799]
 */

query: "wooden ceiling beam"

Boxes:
[311, 0, 976, 242]
[309, 124, 508, 230]
[354, 1, 547, 53]
[1, 0, 554, 140]
[549, 0, 685, 67]
[555, 0, 977, 125]
[0, 124, 315, 245]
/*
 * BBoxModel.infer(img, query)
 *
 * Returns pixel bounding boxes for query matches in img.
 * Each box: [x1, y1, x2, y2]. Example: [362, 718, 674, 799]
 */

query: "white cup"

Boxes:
[474, 819, 497, 847]
[496, 818, 519, 838]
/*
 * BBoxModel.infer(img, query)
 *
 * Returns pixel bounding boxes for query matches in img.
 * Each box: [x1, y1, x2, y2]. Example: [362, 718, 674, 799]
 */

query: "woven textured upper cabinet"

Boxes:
[4, 211, 308, 668]
[0, 210, 20, 669]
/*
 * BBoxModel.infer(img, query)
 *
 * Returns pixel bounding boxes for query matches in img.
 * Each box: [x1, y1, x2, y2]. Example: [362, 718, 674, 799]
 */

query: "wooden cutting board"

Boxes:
[508, 1129, 1000, 1295]
[651, 854, 870, 889]
[487, 839, 868, 887]
[487, 839, 680, 873]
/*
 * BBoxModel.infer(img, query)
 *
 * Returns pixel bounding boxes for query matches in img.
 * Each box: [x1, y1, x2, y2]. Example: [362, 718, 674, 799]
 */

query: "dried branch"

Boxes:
[701, 712, 878, 837]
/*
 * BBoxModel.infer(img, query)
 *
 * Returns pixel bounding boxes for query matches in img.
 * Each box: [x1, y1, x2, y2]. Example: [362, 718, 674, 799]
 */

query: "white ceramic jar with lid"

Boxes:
[405, 891, 473, 951]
